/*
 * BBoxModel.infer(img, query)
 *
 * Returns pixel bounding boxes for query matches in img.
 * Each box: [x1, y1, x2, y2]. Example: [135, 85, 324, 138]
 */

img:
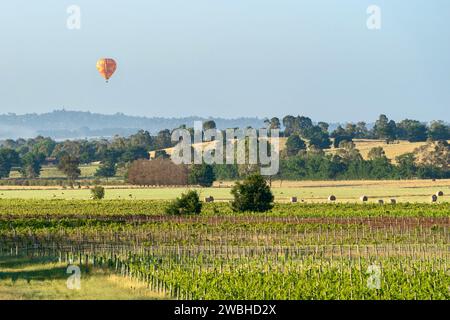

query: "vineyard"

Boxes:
[0, 200, 449, 300]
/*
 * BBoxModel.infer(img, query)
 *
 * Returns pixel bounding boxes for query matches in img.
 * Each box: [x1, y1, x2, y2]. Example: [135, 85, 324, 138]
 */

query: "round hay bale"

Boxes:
[431, 195, 438, 203]
[390, 198, 397, 204]
[360, 195, 368, 202]
[436, 191, 444, 197]
[328, 195, 336, 202]
[378, 199, 384, 205]
[290, 197, 297, 203]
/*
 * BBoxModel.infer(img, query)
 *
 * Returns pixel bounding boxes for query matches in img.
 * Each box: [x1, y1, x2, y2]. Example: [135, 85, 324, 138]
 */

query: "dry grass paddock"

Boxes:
[151, 138, 448, 163]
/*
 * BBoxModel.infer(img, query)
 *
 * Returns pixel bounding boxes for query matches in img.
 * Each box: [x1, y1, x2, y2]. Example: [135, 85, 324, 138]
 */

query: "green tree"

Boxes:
[20, 153, 44, 178]
[188, 163, 215, 187]
[397, 119, 427, 142]
[331, 125, 346, 138]
[154, 150, 170, 159]
[335, 141, 363, 163]
[369, 156, 394, 179]
[203, 120, 217, 131]
[396, 153, 417, 178]
[317, 122, 329, 133]
[373, 114, 397, 142]
[366, 147, 393, 178]
[367, 147, 386, 160]
[355, 122, 369, 138]
[32, 137, 56, 157]
[90, 186, 105, 200]
[428, 121, 449, 141]
[285, 134, 306, 156]
[120, 146, 150, 163]
[0, 149, 20, 178]
[57, 154, 81, 181]
[282, 115, 296, 137]
[333, 135, 353, 148]
[51, 140, 82, 159]
[129, 130, 154, 149]
[344, 123, 358, 138]
[231, 174, 274, 212]
[331, 126, 353, 148]
[280, 156, 307, 179]
[95, 161, 116, 179]
[155, 129, 173, 149]
[269, 117, 281, 130]
[297, 116, 314, 138]
[308, 127, 332, 149]
[165, 190, 202, 215]
[212, 164, 239, 180]
[302, 153, 334, 179]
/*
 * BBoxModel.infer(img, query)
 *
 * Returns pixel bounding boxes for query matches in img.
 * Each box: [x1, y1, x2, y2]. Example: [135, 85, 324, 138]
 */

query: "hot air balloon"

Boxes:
[96, 58, 117, 82]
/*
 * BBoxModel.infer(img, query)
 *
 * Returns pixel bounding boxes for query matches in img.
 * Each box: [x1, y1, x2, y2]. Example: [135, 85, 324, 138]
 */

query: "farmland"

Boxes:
[0, 198, 448, 299]
[153, 138, 446, 163]
[0, 179, 448, 203]
[2, 0, 450, 305]
[0, 177, 448, 300]
[5, 139, 429, 180]
[1, 166, 449, 300]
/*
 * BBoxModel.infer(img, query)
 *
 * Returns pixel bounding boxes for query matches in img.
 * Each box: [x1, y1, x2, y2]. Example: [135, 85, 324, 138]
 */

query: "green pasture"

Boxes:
[9, 164, 100, 179]
[0, 184, 448, 203]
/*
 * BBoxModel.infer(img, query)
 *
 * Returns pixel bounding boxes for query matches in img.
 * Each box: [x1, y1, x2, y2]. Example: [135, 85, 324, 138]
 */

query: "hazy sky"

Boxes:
[0, 0, 449, 122]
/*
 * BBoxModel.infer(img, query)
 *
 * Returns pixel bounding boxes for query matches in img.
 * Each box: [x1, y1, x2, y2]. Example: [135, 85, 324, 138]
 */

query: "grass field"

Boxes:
[0, 179, 448, 203]
[9, 164, 100, 179]
[0, 256, 164, 300]
[0, 176, 448, 300]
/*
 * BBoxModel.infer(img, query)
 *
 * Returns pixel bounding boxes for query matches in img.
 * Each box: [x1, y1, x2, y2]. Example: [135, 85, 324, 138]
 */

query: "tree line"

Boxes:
[0, 114, 448, 183]
[272, 114, 449, 144]
[0, 129, 172, 179]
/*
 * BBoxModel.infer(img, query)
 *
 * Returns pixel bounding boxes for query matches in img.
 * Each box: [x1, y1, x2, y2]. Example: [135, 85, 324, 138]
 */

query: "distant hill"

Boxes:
[0, 110, 267, 140]
[0, 110, 369, 140]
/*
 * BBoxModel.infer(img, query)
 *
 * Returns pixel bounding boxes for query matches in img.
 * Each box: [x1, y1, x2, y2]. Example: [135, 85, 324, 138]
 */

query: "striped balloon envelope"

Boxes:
[96, 58, 117, 82]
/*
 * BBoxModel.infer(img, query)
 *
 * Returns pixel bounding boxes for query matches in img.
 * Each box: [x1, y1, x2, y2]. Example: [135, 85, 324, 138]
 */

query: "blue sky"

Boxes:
[0, 0, 449, 122]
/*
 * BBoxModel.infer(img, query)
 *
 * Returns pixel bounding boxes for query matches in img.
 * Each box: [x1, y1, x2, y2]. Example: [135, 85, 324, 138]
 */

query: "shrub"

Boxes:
[165, 190, 202, 215]
[231, 173, 274, 212]
[90, 186, 105, 200]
